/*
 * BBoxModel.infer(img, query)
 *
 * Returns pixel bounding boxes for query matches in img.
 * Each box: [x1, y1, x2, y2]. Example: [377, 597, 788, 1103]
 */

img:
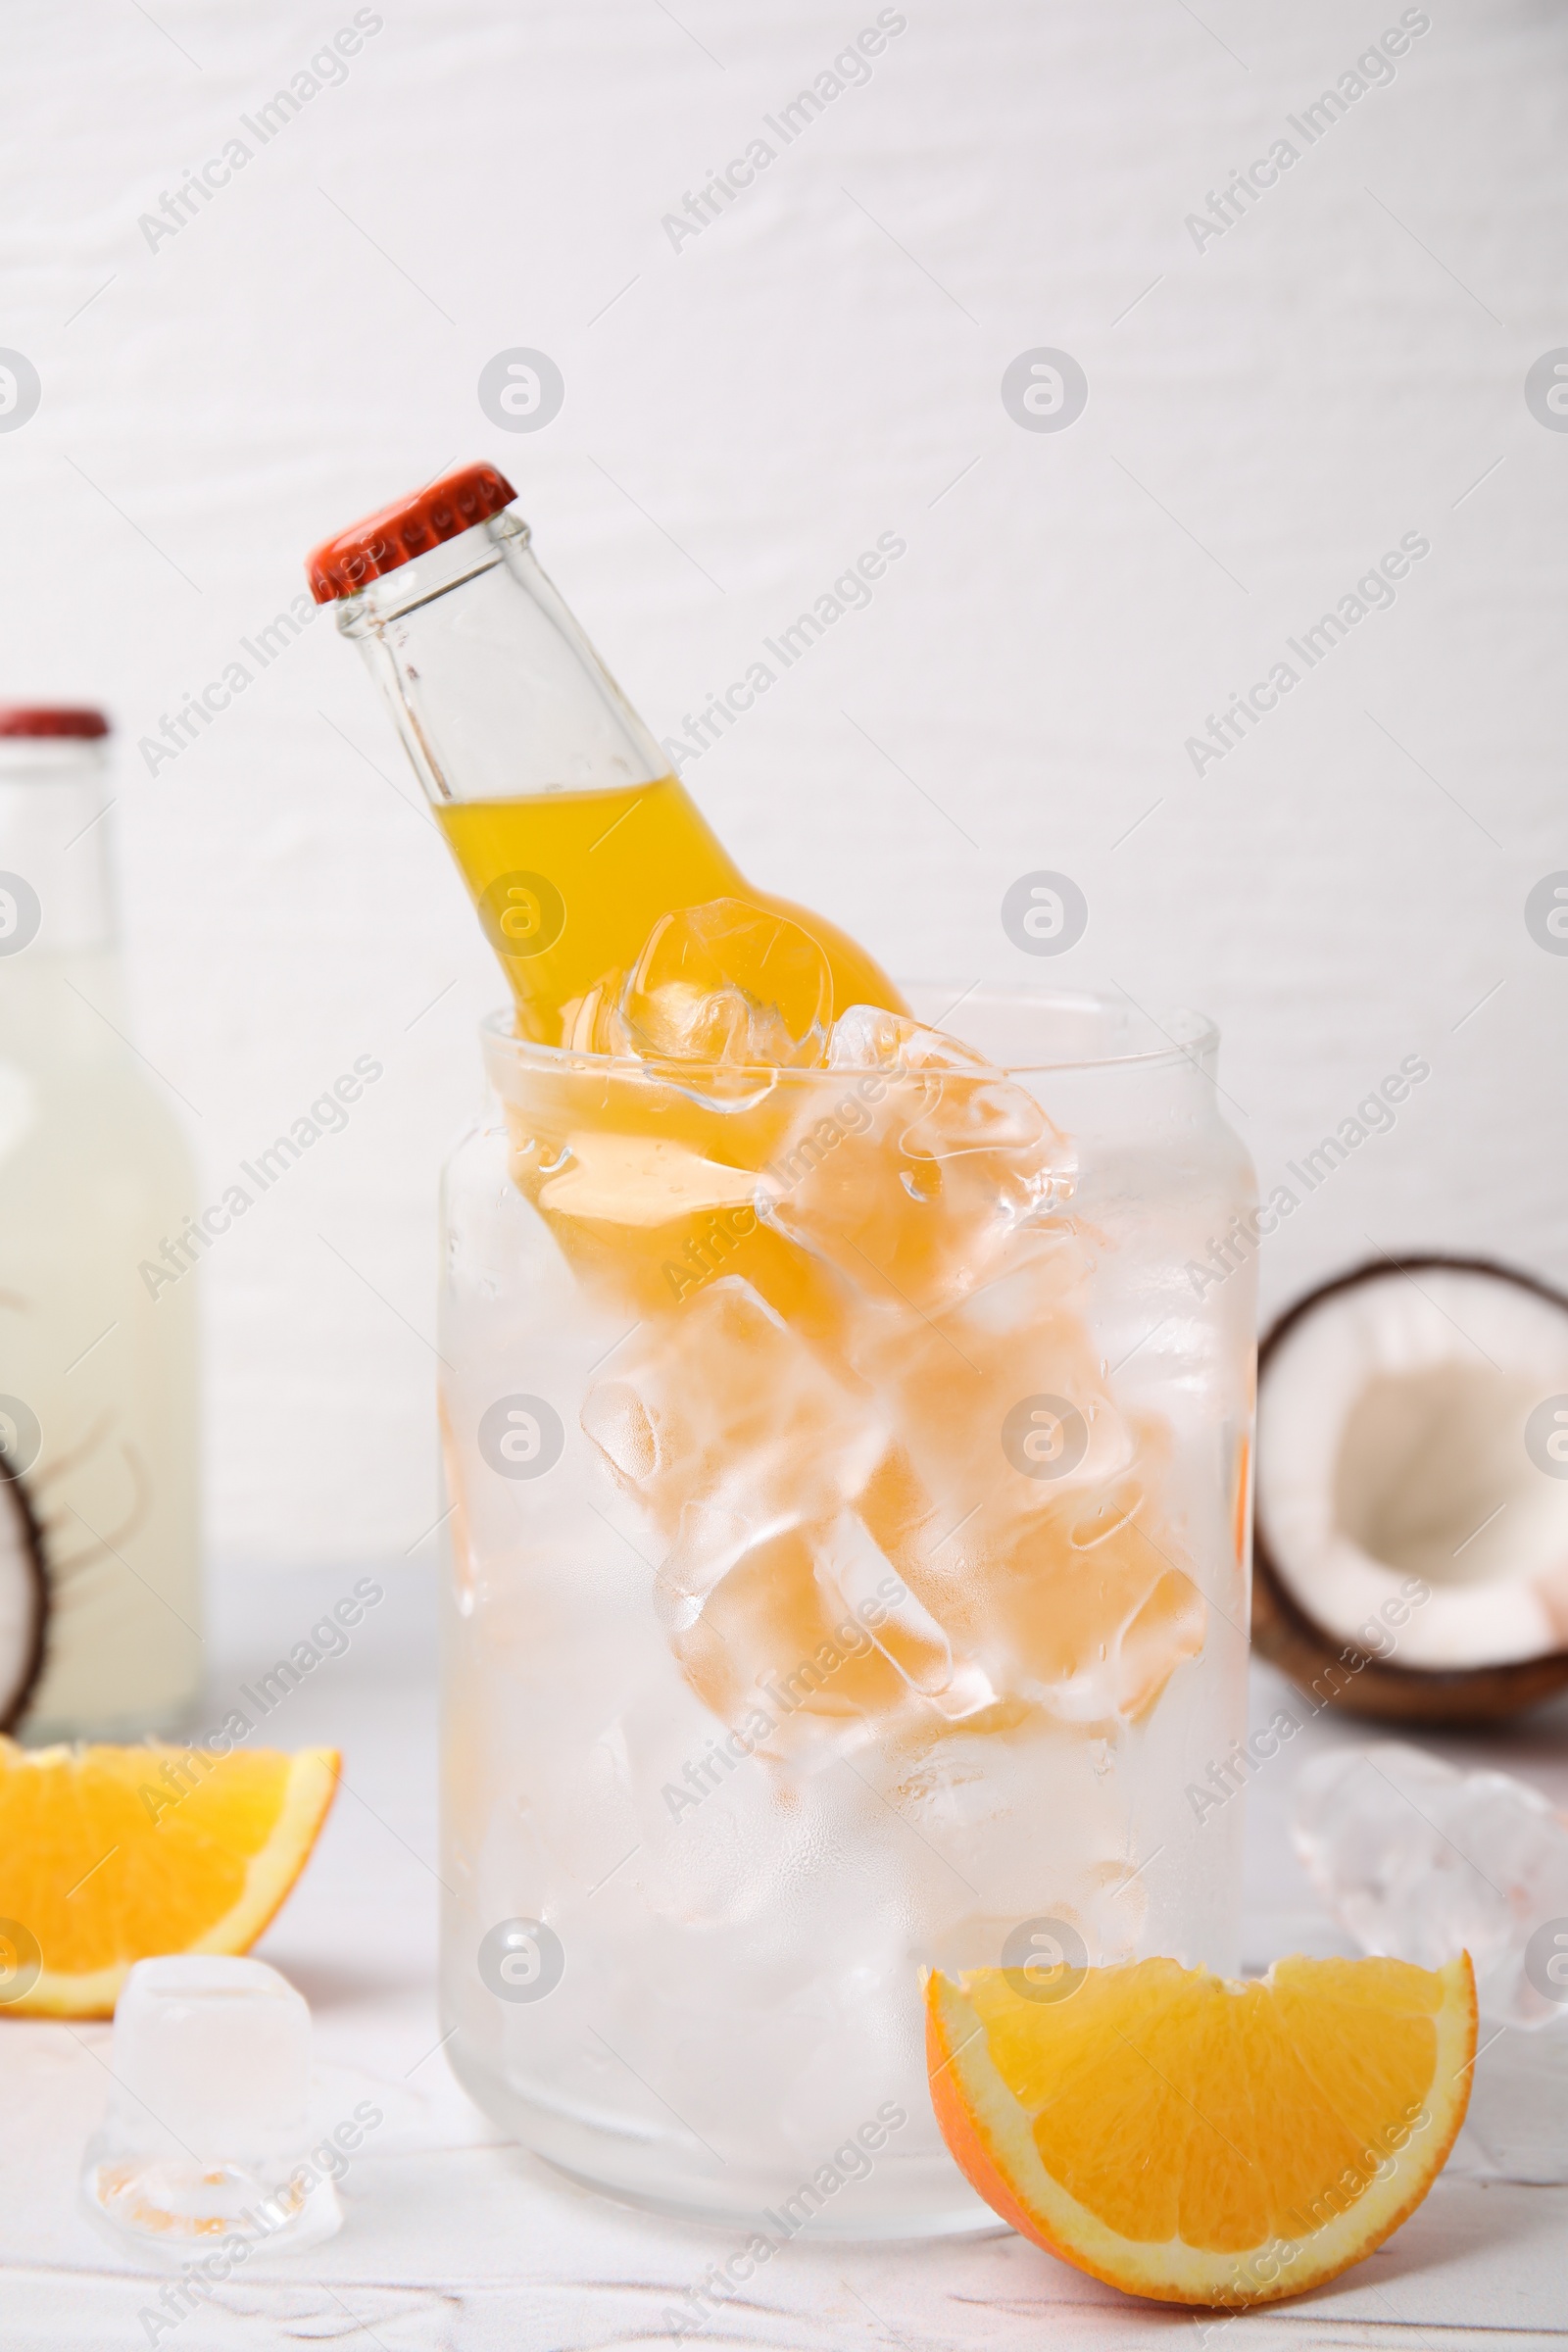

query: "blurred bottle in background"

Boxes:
[0, 708, 200, 1737]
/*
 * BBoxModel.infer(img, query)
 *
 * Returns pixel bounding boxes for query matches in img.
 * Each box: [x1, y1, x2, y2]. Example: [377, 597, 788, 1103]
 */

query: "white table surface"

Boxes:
[5, 1565, 1565, 2352]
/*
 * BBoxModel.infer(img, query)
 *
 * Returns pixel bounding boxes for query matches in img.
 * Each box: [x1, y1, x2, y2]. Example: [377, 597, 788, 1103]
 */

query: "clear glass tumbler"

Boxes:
[439, 986, 1256, 2236]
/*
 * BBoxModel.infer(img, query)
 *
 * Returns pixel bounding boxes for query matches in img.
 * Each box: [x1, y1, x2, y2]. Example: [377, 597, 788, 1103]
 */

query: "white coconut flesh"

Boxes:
[1256, 1266, 1568, 1670]
[0, 1472, 42, 1724]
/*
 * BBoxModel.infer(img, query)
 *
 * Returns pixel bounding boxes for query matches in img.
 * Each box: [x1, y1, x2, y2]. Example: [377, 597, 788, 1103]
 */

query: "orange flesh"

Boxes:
[0, 1738, 339, 2016]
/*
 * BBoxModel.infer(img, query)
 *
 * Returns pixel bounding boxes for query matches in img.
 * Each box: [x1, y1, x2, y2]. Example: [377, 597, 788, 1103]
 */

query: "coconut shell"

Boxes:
[1252, 1253, 1568, 1726]
[0, 1461, 48, 1732]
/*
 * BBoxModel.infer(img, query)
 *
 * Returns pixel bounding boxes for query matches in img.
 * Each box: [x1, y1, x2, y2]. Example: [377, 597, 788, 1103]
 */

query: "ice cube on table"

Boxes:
[80, 1956, 342, 2263]
[1292, 1742, 1568, 2028]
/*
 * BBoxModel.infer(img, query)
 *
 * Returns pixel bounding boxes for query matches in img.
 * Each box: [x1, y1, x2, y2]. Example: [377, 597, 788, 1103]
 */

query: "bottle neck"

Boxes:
[334, 513, 668, 806]
[0, 745, 115, 955]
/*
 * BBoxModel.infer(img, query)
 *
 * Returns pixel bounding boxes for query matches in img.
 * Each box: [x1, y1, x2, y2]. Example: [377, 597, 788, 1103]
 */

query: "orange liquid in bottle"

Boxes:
[434, 775, 906, 1046]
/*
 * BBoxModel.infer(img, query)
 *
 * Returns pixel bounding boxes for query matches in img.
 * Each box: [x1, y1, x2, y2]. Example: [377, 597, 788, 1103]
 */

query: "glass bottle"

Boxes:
[307, 462, 904, 1040]
[0, 709, 200, 1737]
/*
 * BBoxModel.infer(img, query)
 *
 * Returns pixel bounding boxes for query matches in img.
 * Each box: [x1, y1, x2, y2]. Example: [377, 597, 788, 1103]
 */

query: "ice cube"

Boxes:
[581, 1229, 1200, 1742]
[869, 1461, 1206, 1727]
[761, 1008, 1074, 1312]
[640, 1396, 1200, 1755]
[580, 1274, 885, 1541]
[537, 1131, 764, 1227]
[1292, 1742, 1568, 2028]
[849, 1234, 1133, 1532]
[557, 971, 630, 1055]
[813, 1506, 996, 1719]
[500, 1089, 855, 1336]
[846, 1265, 1207, 1726]
[652, 1501, 753, 1635]
[80, 1956, 342, 2261]
[667, 1516, 921, 1760]
[618, 898, 833, 1068]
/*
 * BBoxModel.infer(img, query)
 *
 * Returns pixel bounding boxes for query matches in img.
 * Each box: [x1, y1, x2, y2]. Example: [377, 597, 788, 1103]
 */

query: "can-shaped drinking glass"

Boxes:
[440, 985, 1256, 2235]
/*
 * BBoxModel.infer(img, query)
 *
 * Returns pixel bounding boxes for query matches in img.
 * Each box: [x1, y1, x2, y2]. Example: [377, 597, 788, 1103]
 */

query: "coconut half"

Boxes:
[0, 1463, 47, 1731]
[1253, 1255, 1568, 1723]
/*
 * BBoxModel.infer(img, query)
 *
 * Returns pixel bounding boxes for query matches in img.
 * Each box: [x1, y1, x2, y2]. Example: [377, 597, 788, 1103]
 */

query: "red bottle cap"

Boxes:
[0, 707, 110, 738]
[305, 462, 518, 603]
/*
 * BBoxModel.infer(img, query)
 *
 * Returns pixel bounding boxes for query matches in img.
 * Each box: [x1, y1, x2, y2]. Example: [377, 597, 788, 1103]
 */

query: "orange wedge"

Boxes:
[927, 1952, 1476, 2308]
[0, 1737, 339, 2018]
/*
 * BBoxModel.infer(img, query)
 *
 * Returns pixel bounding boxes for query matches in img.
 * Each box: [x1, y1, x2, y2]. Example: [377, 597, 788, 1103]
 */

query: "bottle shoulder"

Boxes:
[0, 958, 189, 1089]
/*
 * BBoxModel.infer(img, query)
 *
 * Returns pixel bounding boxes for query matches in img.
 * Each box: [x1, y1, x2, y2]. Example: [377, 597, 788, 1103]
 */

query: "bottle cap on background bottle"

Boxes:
[0, 708, 109, 739]
[305, 461, 517, 603]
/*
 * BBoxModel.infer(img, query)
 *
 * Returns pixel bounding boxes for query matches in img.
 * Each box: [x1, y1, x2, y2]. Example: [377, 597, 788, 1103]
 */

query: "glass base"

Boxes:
[450, 2036, 1004, 2241]
[541, 2153, 1007, 2240]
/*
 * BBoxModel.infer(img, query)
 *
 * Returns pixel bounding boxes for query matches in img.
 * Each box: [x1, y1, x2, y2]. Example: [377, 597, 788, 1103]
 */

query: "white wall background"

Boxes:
[2, 0, 1565, 1571]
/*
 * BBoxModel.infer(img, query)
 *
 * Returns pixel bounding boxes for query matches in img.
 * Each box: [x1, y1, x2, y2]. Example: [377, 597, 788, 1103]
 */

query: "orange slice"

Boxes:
[0, 1737, 339, 2018]
[927, 1952, 1476, 2308]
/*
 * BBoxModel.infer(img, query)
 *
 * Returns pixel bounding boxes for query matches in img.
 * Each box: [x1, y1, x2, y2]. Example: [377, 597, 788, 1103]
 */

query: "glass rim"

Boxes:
[478, 985, 1219, 1082]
